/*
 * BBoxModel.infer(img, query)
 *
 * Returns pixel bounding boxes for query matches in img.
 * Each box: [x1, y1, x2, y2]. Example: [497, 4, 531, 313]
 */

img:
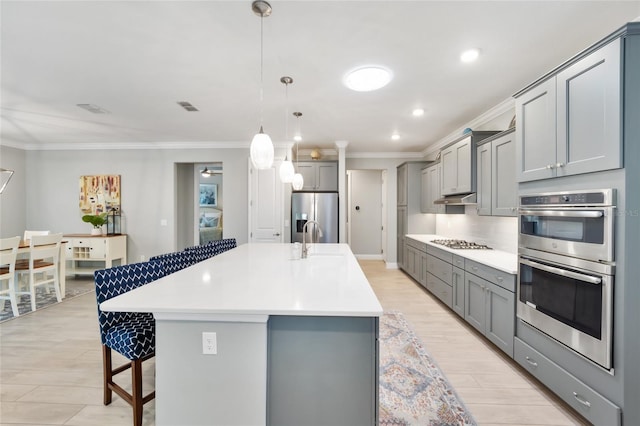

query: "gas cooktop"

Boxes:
[430, 239, 492, 250]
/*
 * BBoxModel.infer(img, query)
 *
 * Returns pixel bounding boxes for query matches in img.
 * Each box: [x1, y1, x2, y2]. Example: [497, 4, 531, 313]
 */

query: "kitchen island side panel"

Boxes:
[155, 319, 268, 426]
[267, 316, 379, 426]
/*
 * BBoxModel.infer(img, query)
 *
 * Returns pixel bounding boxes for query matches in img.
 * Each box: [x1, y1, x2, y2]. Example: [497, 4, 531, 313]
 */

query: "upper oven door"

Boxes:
[519, 206, 615, 262]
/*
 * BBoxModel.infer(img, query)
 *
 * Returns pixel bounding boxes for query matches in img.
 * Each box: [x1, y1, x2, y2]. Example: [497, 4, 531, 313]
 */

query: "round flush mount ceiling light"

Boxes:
[412, 108, 425, 117]
[391, 133, 400, 141]
[460, 48, 481, 63]
[344, 66, 392, 92]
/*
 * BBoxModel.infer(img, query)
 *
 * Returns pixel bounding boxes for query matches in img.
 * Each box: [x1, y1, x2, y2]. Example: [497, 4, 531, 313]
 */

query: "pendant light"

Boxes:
[250, 0, 274, 170]
[279, 76, 295, 183]
[291, 112, 304, 190]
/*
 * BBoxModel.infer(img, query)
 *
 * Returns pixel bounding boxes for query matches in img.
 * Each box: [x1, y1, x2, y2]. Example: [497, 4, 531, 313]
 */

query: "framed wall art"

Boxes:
[79, 175, 121, 215]
[199, 183, 217, 207]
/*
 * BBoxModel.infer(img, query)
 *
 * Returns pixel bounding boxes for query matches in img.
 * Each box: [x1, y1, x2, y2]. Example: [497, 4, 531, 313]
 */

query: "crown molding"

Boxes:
[346, 151, 424, 159]
[1, 140, 305, 151]
[421, 97, 515, 158]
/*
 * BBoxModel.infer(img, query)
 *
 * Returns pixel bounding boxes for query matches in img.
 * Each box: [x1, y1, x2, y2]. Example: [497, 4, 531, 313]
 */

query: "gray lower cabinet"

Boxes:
[514, 338, 621, 426]
[268, 316, 379, 425]
[451, 266, 465, 318]
[425, 245, 454, 308]
[404, 238, 426, 286]
[464, 260, 516, 357]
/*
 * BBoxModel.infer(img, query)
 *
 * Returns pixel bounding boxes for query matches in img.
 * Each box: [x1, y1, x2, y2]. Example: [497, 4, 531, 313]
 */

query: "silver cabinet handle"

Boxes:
[496, 276, 503, 282]
[556, 162, 565, 168]
[573, 392, 591, 408]
[273, 233, 281, 236]
[520, 258, 602, 284]
[525, 356, 538, 368]
[546, 164, 555, 169]
[518, 209, 604, 219]
[471, 266, 478, 271]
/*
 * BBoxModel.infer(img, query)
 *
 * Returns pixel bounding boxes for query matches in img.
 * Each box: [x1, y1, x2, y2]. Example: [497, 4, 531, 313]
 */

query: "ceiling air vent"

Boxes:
[177, 101, 199, 112]
[77, 104, 109, 114]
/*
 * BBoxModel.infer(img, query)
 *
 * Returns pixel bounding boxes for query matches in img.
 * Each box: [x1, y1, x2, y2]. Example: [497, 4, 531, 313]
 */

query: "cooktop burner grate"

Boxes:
[430, 239, 492, 250]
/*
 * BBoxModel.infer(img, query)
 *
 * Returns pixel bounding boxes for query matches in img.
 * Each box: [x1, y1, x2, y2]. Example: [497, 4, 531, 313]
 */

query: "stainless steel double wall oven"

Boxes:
[517, 189, 616, 369]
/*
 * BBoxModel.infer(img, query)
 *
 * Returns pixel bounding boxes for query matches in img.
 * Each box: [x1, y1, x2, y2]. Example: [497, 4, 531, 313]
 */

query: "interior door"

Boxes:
[349, 170, 382, 256]
[249, 160, 283, 243]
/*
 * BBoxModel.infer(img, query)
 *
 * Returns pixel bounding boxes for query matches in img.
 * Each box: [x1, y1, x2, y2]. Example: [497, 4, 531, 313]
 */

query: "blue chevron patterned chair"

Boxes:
[94, 261, 165, 426]
[210, 238, 237, 256]
[149, 250, 196, 275]
[184, 243, 218, 263]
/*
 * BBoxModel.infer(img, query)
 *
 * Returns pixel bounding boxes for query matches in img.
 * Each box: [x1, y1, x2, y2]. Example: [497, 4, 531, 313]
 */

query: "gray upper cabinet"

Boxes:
[476, 129, 517, 217]
[420, 163, 444, 214]
[516, 38, 621, 182]
[441, 136, 472, 195]
[440, 131, 500, 196]
[295, 161, 338, 191]
[397, 163, 408, 206]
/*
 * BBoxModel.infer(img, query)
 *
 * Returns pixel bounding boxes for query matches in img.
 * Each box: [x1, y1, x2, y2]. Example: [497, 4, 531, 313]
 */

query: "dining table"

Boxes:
[18, 239, 68, 297]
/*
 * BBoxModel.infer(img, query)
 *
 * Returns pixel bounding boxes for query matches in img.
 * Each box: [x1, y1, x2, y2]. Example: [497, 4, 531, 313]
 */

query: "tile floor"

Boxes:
[0, 261, 588, 425]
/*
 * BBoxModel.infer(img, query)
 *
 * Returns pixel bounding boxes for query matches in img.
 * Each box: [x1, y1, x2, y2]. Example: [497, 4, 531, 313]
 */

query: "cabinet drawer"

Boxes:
[452, 255, 465, 269]
[73, 239, 91, 247]
[405, 238, 427, 252]
[426, 245, 452, 263]
[465, 259, 515, 292]
[426, 273, 452, 308]
[426, 254, 451, 285]
[514, 338, 621, 426]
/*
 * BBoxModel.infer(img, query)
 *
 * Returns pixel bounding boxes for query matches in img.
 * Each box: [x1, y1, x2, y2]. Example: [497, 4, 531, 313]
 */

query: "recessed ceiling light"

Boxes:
[293, 134, 302, 142]
[412, 108, 425, 117]
[391, 133, 400, 141]
[344, 66, 392, 92]
[460, 48, 480, 63]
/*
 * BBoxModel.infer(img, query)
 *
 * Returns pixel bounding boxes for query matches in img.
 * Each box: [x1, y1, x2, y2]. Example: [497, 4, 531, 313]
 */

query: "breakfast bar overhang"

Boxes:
[100, 243, 383, 426]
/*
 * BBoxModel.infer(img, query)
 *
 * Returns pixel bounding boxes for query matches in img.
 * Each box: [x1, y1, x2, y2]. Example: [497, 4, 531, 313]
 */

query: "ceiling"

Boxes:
[1, 1, 639, 155]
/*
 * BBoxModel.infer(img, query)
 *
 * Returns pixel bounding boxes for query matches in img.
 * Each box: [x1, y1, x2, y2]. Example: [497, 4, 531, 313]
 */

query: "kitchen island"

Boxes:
[100, 243, 383, 426]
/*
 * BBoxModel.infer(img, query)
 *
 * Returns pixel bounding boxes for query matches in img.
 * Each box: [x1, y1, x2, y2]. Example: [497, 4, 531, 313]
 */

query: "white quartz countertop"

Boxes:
[405, 234, 518, 275]
[100, 243, 383, 318]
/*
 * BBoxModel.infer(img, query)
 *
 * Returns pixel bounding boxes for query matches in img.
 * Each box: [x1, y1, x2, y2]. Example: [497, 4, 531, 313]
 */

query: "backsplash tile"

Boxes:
[435, 209, 518, 253]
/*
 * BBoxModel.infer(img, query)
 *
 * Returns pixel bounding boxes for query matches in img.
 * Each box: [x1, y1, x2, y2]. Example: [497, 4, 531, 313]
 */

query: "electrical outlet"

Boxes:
[202, 332, 217, 355]
[140, 254, 146, 261]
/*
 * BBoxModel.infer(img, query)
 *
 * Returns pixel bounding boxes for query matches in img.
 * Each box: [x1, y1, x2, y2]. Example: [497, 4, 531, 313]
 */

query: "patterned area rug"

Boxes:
[0, 277, 95, 322]
[379, 311, 477, 426]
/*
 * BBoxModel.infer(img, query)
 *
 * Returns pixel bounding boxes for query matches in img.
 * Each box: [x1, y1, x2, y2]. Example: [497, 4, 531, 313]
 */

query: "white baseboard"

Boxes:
[385, 262, 398, 269]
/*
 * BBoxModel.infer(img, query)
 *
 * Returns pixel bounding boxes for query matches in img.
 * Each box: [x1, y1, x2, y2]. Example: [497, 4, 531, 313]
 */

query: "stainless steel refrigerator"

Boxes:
[291, 192, 339, 243]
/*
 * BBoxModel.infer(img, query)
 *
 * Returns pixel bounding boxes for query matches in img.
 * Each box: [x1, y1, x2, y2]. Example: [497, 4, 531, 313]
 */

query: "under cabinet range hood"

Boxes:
[434, 193, 477, 205]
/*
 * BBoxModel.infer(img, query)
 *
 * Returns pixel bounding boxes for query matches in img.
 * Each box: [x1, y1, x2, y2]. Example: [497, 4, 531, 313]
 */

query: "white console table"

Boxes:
[63, 234, 127, 276]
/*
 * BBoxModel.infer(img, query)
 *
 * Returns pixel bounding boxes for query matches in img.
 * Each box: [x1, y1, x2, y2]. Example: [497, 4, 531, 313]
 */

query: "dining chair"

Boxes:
[0, 236, 21, 317]
[211, 238, 237, 255]
[94, 261, 165, 426]
[23, 230, 50, 240]
[184, 243, 218, 263]
[14, 233, 63, 311]
[149, 250, 196, 275]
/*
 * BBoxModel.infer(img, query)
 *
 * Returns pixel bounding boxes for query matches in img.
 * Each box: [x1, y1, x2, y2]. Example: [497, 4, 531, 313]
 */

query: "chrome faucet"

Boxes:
[301, 220, 322, 259]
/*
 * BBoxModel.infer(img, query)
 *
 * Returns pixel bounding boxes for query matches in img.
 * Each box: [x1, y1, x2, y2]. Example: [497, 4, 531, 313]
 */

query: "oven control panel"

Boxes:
[520, 189, 614, 206]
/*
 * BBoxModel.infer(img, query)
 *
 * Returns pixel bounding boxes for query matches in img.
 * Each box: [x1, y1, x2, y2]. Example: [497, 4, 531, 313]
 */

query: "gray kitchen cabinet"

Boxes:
[439, 131, 499, 196]
[464, 261, 516, 357]
[476, 129, 517, 217]
[441, 136, 472, 196]
[420, 162, 444, 214]
[295, 161, 338, 191]
[515, 38, 621, 182]
[397, 162, 430, 272]
[451, 265, 465, 318]
[396, 206, 406, 269]
[424, 245, 454, 308]
[405, 238, 427, 286]
[514, 338, 621, 426]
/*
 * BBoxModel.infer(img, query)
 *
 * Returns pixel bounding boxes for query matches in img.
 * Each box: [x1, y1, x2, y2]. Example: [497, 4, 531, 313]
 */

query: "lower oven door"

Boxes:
[517, 248, 614, 369]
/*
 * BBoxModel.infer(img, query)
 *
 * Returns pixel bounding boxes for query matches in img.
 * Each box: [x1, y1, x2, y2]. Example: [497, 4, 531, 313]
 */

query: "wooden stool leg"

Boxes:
[102, 345, 113, 405]
[132, 359, 143, 426]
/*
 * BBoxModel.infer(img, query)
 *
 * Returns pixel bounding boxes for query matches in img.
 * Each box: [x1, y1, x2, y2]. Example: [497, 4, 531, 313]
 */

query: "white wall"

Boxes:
[435, 209, 518, 253]
[0, 146, 27, 238]
[3, 147, 250, 262]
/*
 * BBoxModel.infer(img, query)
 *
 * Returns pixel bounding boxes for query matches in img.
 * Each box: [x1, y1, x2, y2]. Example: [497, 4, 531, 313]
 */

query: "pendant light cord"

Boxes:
[259, 14, 264, 128]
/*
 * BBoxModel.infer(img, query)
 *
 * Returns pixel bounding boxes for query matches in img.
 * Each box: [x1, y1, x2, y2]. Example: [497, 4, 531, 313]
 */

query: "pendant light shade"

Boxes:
[250, 126, 274, 169]
[250, 1, 274, 170]
[279, 158, 295, 183]
[292, 172, 304, 190]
